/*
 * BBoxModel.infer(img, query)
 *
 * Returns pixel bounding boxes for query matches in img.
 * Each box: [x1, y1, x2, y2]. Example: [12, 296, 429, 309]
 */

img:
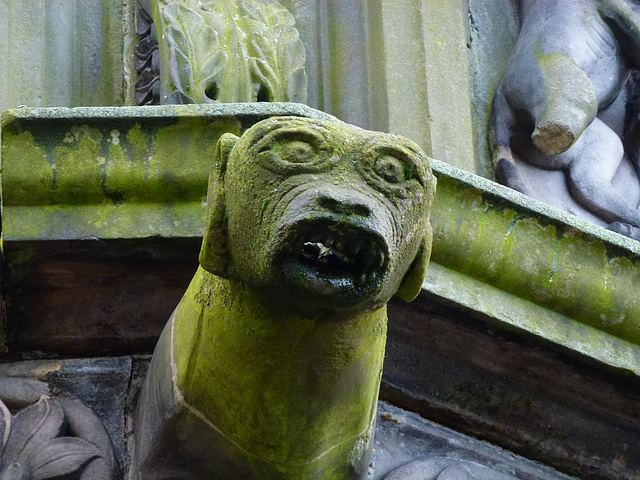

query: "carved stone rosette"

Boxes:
[0, 378, 117, 480]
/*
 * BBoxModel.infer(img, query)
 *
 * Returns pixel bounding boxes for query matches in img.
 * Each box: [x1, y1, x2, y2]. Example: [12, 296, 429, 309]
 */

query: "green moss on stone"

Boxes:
[1, 130, 54, 206]
[430, 172, 640, 346]
[172, 267, 386, 478]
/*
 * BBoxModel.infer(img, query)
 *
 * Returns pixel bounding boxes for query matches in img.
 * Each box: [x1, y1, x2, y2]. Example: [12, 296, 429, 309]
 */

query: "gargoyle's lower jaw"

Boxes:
[274, 221, 390, 310]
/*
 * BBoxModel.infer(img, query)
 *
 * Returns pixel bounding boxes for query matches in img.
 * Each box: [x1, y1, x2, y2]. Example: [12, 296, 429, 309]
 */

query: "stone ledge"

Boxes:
[428, 158, 640, 373]
[1, 104, 337, 241]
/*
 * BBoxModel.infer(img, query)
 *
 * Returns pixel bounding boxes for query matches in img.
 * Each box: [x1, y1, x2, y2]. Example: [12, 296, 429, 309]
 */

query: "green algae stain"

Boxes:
[430, 176, 640, 345]
[127, 123, 150, 160]
[3, 117, 242, 210]
[1, 130, 54, 206]
[172, 268, 384, 477]
[535, 50, 597, 137]
[104, 130, 147, 204]
[150, 118, 242, 202]
[53, 130, 105, 203]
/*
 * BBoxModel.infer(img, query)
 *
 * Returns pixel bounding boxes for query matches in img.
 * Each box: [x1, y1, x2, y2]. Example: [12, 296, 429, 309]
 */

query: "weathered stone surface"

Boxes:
[0, 0, 132, 113]
[281, 0, 476, 172]
[373, 402, 572, 480]
[131, 116, 436, 478]
[382, 294, 640, 480]
[467, 0, 519, 179]
[430, 158, 640, 366]
[420, 0, 476, 172]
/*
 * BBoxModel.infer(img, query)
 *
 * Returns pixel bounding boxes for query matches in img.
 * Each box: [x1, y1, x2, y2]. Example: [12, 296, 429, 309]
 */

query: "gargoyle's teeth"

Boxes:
[297, 228, 386, 276]
[302, 241, 363, 266]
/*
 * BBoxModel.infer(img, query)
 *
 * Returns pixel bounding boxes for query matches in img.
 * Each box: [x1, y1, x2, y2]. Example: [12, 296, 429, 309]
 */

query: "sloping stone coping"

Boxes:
[428, 160, 640, 375]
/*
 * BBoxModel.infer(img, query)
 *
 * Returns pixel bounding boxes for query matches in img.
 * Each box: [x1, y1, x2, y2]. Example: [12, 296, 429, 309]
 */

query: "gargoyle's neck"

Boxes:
[170, 266, 387, 476]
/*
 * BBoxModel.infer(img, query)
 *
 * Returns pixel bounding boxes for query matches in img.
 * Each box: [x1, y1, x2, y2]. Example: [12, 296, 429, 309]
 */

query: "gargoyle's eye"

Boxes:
[359, 141, 427, 199]
[252, 128, 333, 174]
[374, 155, 411, 183]
[274, 140, 316, 164]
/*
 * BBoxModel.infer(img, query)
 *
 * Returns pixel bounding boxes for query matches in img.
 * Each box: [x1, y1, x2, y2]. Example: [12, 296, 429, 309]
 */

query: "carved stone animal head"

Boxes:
[199, 116, 436, 315]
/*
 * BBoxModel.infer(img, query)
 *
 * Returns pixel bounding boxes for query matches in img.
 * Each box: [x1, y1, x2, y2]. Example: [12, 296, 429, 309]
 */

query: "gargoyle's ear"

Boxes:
[395, 223, 433, 302]
[199, 133, 239, 276]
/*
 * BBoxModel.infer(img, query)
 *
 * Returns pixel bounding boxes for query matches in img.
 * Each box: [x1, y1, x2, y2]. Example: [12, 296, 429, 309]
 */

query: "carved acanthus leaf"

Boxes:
[242, 2, 307, 103]
[164, 2, 224, 104]
[28, 437, 100, 479]
[2, 397, 64, 466]
[151, 0, 307, 104]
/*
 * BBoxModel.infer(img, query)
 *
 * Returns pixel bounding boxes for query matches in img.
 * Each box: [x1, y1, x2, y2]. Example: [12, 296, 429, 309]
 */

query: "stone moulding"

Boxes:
[0, 104, 337, 354]
[1, 104, 640, 375]
[0, 104, 336, 241]
[427, 159, 640, 375]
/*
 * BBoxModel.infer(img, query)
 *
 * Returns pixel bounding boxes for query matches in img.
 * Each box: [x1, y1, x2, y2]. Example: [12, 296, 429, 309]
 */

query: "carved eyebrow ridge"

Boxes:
[365, 143, 426, 188]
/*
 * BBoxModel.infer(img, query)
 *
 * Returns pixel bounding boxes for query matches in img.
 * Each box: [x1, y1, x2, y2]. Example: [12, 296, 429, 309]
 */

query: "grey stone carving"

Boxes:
[134, 5, 160, 106]
[0, 377, 117, 480]
[382, 458, 519, 480]
[137, 0, 307, 105]
[372, 402, 572, 480]
[130, 116, 436, 479]
[490, 0, 640, 236]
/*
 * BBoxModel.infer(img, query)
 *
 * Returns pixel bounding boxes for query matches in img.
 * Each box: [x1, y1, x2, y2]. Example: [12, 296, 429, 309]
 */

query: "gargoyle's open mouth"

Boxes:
[278, 221, 389, 297]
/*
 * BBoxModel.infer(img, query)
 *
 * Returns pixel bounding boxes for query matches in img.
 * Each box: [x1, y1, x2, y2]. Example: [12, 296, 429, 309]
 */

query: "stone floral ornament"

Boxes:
[131, 117, 436, 479]
[0, 377, 117, 480]
[137, 0, 307, 105]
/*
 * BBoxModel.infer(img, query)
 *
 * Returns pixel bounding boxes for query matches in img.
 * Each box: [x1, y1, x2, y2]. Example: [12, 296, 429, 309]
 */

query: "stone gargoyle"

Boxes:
[130, 116, 436, 479]
[490, 0, 640, 232]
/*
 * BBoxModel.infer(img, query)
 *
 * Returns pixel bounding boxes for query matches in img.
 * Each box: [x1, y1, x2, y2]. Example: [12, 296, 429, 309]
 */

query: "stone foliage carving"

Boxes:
[490, 0, 640, 237]
[0, 377, 117, 480]
[131, 116, 436, 479]
[138, 0, 307, 105]
[135, 6, 160, 105]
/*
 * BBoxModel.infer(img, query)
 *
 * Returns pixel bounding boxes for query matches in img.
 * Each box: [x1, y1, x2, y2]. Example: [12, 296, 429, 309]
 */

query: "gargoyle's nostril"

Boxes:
[318, 193, 372, 217]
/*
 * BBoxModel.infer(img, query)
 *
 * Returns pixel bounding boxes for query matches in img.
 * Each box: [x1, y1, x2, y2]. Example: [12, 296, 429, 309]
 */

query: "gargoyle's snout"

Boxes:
[316, 190, 373, 218]
[271, 181, 394, 307]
